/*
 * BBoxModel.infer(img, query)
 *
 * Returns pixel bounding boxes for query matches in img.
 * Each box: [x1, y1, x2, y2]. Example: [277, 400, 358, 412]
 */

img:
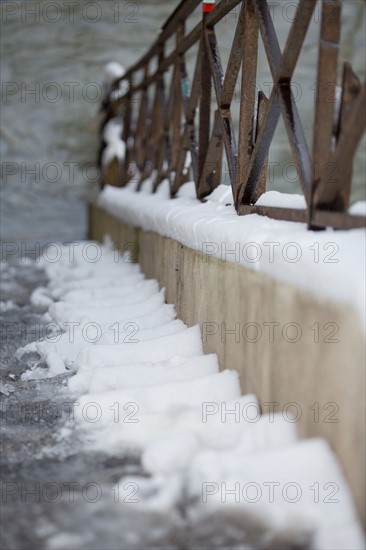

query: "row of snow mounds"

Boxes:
[19, 241, 365, 549]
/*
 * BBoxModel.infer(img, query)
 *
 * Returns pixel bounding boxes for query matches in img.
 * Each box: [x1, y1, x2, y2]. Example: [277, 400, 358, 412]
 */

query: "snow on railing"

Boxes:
[99, 0, 366, 231]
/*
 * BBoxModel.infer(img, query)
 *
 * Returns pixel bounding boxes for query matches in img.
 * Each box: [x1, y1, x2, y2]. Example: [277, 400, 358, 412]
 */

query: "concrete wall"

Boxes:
[89, 203, 366, 524]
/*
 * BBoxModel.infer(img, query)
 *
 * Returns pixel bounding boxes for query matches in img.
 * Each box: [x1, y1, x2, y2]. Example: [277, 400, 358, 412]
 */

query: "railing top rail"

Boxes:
[120, 0, 201, 82]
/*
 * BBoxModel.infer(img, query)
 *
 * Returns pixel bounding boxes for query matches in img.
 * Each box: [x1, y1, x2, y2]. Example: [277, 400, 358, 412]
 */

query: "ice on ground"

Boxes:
[75, 325, 204, 371]
[68, 354, 219, 394]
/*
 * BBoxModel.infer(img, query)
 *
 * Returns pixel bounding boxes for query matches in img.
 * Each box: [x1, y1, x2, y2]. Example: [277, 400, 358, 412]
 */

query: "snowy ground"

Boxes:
[1, 242, 364, 550]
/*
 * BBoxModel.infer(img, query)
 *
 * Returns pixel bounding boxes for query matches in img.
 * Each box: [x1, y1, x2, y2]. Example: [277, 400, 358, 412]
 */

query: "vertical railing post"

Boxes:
[152, 55, 165, 175]
[310, 0, 341, 223]
[138, 54, 164, 189]
[198, 0, 215, 188]
[235, 0, 259, 207]
[170, 22, 193, 195]
[154, 44, 168, 191]
[171, 22, 185, 178]
[171, 43, 202, 197]
[135, 65, 149, 175]
[121, 73, 133, 185]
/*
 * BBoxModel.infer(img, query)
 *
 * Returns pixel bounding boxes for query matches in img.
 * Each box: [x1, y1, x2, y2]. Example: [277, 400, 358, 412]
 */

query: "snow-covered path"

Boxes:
[8, 240, 364, 549]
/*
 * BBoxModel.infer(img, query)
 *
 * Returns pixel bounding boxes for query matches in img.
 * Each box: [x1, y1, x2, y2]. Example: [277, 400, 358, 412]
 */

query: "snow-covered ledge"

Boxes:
[98, 180, 366, 325]
[91, 181, 366, 523]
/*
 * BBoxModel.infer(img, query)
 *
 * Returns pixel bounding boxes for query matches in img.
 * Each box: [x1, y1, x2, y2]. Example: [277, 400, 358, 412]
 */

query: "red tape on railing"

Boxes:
[203, 0, 215, 13]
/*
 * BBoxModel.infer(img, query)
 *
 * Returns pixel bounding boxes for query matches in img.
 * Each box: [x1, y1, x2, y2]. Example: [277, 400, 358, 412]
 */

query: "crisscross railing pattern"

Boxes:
[102, 0, 366, 230]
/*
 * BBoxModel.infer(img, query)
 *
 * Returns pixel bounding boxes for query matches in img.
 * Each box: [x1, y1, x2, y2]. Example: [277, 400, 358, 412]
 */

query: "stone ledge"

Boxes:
[89, 202, 366, 525]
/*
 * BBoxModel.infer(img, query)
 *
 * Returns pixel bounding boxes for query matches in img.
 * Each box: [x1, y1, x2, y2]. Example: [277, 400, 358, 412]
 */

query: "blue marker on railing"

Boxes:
[181, 77, 191, 99]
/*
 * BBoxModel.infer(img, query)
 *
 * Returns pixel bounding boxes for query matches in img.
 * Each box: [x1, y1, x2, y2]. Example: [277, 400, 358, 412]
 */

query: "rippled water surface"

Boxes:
[1, 1, 185, 242]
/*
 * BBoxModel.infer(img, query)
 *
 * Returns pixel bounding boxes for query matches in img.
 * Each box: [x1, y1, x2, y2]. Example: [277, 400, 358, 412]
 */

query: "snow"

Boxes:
[142, 434, 200, 475]
[18, 320, 187, 372]
[49, 292, 175, 329]
[17, 241, 365, 549]
[74, 370, 241, 426]
[49, 272, 146, 299]
[0, 382, 16, 396]
[79, 397, 298, 461]
[30, 287, 54, 308]
[68, 354, 219, 394]
[101, 63, 127, 170]
[255, 190, 306, 209]
[185, 438, 366, 550]
[60, 279, 159, 303]
[44, 351, 68, 377]
[74, 325, 204, 371]
[54, 287, 160, 309]
[0, 300, 17, 313]
[104, 61, 126, 83]
[98, 184, 366, 325]
[141, 412, 298, 475]
[49, 288, 166, 324]
[101, 119, 126, 168]
[102, 62, 128, 103]
[349, 201, 366, 217]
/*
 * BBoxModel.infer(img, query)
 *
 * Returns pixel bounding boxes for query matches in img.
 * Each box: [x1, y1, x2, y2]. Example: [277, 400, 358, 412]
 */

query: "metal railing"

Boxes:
[101, 0, 366, 230]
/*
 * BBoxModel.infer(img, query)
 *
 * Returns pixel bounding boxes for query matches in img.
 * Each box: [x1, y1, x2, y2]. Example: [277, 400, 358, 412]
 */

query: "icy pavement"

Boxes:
[1, 242, 365, 550]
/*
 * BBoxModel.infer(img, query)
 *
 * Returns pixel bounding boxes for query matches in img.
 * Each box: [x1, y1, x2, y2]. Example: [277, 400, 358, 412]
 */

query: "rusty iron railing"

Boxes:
[101, 0, 366, 230]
